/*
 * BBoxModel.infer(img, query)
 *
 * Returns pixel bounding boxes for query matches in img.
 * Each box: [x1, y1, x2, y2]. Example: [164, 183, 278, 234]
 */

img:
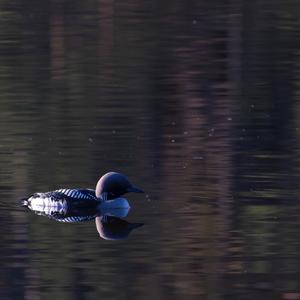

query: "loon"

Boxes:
[23, 172, 144, 213]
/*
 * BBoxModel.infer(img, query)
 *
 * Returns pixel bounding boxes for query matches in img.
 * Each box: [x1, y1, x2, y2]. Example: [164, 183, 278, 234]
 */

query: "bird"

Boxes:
[22, 171, 144, 212]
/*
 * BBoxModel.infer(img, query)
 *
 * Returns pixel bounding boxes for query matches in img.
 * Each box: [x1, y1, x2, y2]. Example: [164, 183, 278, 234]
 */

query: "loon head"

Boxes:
[95, 172, 144, 199]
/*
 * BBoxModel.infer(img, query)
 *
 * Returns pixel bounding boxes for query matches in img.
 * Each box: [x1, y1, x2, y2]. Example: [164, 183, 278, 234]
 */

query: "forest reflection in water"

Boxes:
[0, 0, 299, 299]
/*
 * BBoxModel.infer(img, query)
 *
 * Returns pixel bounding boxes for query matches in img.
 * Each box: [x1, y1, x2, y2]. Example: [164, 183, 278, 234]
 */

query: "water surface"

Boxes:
[1, 0, 300, 299]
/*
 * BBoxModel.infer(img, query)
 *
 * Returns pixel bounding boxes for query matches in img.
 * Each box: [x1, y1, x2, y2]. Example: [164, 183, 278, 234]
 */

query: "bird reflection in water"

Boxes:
[96, 216, 143, 241]
[23, 198, 143, 240]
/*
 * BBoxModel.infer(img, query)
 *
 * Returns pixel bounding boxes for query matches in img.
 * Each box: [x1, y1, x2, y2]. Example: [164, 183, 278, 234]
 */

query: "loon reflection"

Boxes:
[22, 172, 144, 240]
[23, 199, 143, 240]
[96, 216, 143, 240]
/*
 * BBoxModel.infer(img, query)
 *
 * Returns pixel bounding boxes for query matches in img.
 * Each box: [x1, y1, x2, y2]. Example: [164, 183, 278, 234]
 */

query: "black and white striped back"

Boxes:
[54, 188, 97, 200]
[55, 216, 97, 223]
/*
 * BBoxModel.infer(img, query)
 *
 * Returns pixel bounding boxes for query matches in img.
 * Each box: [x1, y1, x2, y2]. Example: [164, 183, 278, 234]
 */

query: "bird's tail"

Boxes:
[20, 197, 29, 207]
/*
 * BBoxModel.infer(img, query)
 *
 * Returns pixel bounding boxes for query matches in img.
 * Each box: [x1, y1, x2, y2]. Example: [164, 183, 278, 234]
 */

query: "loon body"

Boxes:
[23, 172, 144, 217]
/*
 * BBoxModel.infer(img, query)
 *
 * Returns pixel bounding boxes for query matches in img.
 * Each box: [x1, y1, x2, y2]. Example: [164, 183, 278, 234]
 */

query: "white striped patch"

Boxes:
[28, 195, 68, 214]
[55, 189, 96, 200]
[56, 216, 95, 223]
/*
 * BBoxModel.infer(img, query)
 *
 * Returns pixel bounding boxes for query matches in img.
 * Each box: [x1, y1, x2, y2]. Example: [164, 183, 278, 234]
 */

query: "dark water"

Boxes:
[1, 0, 300, 299]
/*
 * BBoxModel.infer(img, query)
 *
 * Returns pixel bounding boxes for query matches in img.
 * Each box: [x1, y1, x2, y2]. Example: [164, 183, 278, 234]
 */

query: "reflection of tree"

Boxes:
[150, 3, 235, 297]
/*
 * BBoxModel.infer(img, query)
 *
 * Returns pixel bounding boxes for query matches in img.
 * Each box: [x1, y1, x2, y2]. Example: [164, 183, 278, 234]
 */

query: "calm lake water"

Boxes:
[1, 0, 300, 299]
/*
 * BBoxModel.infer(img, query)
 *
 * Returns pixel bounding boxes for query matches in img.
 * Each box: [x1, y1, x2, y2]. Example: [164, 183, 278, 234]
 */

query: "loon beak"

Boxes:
[127, 186, 144, 194]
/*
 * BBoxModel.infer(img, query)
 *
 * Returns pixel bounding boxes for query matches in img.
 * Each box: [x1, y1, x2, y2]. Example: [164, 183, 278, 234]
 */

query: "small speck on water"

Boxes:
[192, 20, 197, 24]
[171, 139, 175, 143]
[208, 128, 215, 136]
[88, 137, 93, 143]
[112, 130, 116, 134]
[193, 156, 203, 160]
[227, 117, 232, 121]
[184, 131, 189, 135]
